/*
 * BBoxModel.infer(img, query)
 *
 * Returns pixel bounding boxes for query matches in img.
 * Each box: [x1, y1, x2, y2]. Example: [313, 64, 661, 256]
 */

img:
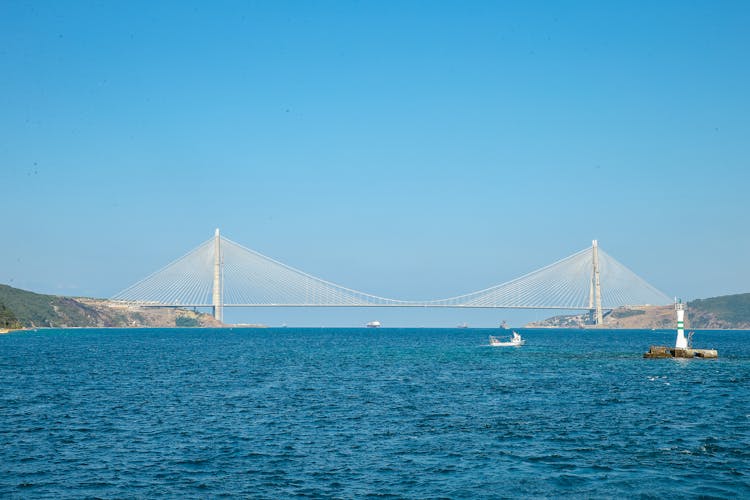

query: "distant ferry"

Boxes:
[366, 321, 381, 328]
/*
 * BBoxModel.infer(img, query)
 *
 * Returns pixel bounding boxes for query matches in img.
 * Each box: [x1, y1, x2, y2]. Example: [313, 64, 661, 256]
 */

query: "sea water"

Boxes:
[1, 328, 749, 498]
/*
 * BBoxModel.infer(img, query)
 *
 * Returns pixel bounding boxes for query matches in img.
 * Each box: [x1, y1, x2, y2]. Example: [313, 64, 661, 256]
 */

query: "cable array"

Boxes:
[112, 235, 671, 309]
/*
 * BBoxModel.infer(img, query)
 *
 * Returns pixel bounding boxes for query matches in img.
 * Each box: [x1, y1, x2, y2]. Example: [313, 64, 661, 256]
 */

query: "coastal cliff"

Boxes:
[0, 284, 221, 328]
[526, 293, 750, 329]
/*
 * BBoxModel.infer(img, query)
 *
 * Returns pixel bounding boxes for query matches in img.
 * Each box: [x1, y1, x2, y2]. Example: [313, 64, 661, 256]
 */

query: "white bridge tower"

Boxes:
[589, 239, 604, 325]
[212, 228, 223, 322]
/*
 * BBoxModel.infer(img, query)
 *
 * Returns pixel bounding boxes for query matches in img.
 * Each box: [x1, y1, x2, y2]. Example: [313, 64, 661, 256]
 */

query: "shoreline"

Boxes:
[3, 326, 749, 332]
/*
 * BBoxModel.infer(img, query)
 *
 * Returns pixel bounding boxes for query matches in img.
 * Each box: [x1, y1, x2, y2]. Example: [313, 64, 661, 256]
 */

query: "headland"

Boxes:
[0, 284, 222, 329]
[526, 293, 750, 330]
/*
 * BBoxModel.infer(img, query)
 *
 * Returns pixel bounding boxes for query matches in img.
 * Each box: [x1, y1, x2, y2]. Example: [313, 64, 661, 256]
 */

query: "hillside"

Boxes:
[0, 284, 221, 328]
[526, 292, 750, 329]
[0, 300, 22, 329]
[688, 293, 750, 329]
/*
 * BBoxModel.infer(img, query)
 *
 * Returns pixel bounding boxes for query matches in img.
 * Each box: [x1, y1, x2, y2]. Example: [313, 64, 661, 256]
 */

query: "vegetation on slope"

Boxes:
[0, 284, 221, 328]
[0, 301, 21, 329]
[0, 284, 101, 327]
[175, 315, 200, 327]
[528, 292, 750, 329]
[689, 293, 750, 328]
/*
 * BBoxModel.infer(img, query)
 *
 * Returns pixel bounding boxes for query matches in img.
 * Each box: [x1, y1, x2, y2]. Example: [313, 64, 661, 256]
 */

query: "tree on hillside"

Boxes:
[0, 302, 21, 329]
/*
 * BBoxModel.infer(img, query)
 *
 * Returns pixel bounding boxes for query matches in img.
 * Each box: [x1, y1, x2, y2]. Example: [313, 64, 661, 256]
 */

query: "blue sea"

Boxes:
[1, 328, 749, 498]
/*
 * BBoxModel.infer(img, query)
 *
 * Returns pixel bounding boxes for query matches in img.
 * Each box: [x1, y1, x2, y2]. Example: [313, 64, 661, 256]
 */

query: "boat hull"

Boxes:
[489, 334, 525, 347]
[489, 340, 525, 347]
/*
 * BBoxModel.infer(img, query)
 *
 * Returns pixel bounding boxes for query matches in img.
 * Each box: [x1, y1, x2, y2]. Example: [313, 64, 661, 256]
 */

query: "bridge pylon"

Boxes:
[588, 239, 604, 325]
[212, 228, 223, 322]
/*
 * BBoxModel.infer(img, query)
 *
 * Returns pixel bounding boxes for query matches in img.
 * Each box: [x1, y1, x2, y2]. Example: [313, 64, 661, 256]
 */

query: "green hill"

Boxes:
[0, 284, 101, 328]
[0, 300, 21, 329]
[688, 293, 750, 328]
[525, 293, 750, 329]
[0, 284, 222, 328]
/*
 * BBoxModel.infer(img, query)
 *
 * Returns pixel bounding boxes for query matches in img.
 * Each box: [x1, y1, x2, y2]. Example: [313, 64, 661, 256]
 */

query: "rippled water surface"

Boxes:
[2, 328, 749, 498]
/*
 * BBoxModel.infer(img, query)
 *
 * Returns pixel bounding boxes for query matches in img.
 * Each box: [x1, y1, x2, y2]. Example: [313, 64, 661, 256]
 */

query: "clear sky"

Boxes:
[1, 1, 748, 326]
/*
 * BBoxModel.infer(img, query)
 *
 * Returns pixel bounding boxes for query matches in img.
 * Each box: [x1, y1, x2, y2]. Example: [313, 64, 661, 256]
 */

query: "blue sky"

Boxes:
[1, 1, 748, 326]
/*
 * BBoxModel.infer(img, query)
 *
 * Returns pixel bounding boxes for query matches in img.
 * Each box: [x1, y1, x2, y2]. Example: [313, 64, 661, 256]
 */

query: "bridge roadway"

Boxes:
[135, 303, 605, 310]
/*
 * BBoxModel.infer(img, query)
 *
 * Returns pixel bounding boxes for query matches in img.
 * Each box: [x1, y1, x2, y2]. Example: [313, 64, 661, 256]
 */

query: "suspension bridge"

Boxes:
[111, 229, 671, 325]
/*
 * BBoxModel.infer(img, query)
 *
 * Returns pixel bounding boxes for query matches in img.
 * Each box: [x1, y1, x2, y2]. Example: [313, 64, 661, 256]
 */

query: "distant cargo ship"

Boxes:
[366, 321, 381, 328]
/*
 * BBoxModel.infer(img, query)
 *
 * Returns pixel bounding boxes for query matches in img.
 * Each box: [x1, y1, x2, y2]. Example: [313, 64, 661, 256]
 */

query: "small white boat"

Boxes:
[366, 321, 381, 328]
[489, 331, 525, 347]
